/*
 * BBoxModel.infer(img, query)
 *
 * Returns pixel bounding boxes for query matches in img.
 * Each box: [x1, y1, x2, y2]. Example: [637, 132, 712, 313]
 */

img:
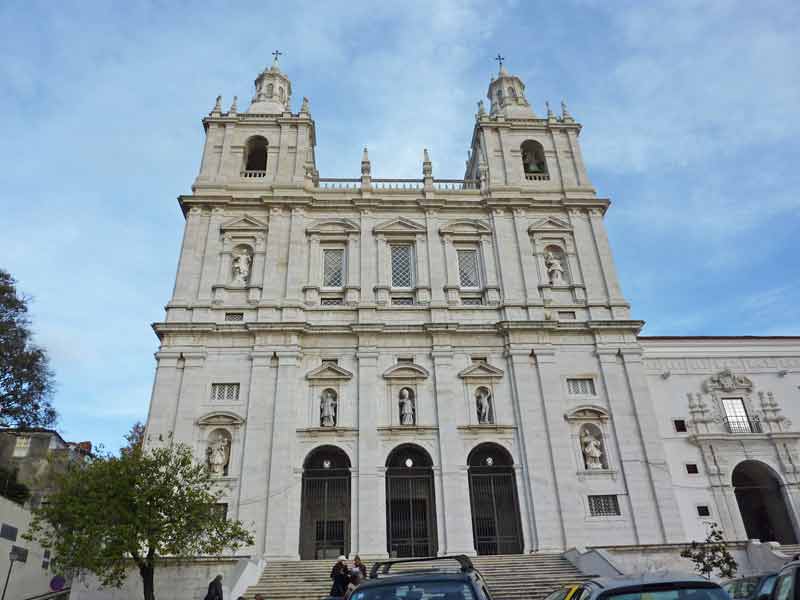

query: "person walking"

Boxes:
[204, 574, 224, 600]
[329, 555, 350, 598]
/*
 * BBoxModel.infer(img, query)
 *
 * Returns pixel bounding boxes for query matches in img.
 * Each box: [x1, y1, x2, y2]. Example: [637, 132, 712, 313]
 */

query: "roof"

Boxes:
[588, 572, 717, 590]
[358, 570, 472, 589]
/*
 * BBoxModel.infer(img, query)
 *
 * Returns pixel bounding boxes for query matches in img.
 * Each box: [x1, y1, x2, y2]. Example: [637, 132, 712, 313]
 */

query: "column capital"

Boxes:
[181, 351, 207, 367]
[249, 350, 274, 367]
[531, 346, 556, 363]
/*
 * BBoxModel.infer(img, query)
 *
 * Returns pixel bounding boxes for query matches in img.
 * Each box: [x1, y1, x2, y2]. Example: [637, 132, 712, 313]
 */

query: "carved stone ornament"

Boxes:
[206, 431, 230, 476]
[581, 427, 604, 470]
[320, 389, 337, 427]
[232, 250, 252, 286]
[475, 387, 493, 424]
[399, 388, 416, 426]
[704, 369, 753, 394]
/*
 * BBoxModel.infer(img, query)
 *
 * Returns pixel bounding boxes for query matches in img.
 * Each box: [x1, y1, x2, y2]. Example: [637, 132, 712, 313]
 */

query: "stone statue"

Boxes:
[207, 433, 230, 476]
[477, 100, 486, 117]
[232, 252, 252, 285]
[320, 389, 337, 427]
[399, 388, 415, 426]
[476, 388, 493, 424]
[581, 429, 604, 470]
[300, 96, 310, 113]
[545, 251, 566, 285]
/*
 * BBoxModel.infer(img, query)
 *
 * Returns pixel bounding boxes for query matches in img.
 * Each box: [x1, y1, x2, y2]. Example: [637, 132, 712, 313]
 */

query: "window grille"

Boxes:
[457, 249, 480, 288]
[462, 297, 483, 306]
[12, 436, 31, 458]
[397, 358, 414, 364]
[224, 312, 244, 322]
[392, 297, 415, 306]
[673, 419, 688, 433]
[721, 398, 760, 433]
[391, 245, 414, 288]
[322, 249, 344, 288]
[321, 297, 344, 306]
[697, 505, 711, 517]
[567, 378, 596, 396]
[210, 383, 240, 402]
[686, 463, 699, 475]
[588, 495, 620, 517]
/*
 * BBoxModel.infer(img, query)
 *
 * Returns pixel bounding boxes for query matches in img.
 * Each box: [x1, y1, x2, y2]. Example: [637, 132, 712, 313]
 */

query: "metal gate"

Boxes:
[386, 469, 437, 557]
[299, 447, 351, 560]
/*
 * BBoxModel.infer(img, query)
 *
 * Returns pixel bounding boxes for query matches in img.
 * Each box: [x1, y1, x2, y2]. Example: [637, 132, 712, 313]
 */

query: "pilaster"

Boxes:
[198, 208, 226, 302]
[144, 351, 183, 446]
[425, 211, 446, 305]
[172, 208, 209, 305]
[587, 209, 627, 308]
[283, 208, 306, 306]
[511, 209, 542, 308]
[490, 209, 524, 305]
[171, 351, 207, 443]
[359, 210, 376, 305]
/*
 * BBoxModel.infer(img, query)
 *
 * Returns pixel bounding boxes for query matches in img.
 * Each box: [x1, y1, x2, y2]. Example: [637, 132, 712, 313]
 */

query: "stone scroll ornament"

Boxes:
[581, 428, 604, 470]
[206, 433, 230, 476]
[399, 388, 415, 425]
[320, 389, 337, 427]
[232, 251, 252, 286]
[476, 388, 493, 424]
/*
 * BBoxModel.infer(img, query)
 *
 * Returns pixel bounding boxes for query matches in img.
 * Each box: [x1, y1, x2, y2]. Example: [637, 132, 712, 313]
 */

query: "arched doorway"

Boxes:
[299, 446, 351, 559]
[732, 460, 797, 544]
[385, 444, 438, 557]
[468, 443, 523, 555]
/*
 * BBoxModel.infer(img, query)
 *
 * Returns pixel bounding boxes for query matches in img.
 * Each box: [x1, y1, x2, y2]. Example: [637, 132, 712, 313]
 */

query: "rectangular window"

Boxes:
[567, 378, 596, 396]
[457, 249, 480, 288]
[588, 495, 620, 517]
[390, 245, 414, 288]
[0, 524, 18, 542]
[673, 419, 688, 433]
[461, 297, 483, 306]
[12, 436, 31, 458]
[320, 297, 343, 306]
[210, 383, 240, 402]
[397, 357, 414, 364]
[391, 297, 415, 306]
[686, 463, 699, 475]
[558, 311, 577, 320]
[322, 248, 345, 288]
[224, 312, 244, 322]
[722, 397, 758, 433]
[697, 505, 711, 517]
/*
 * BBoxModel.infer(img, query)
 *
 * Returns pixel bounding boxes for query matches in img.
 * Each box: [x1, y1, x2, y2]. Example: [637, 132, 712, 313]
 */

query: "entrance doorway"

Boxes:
[385, 444, 438, 557]
[468, 443, 523, 555]
[732, 460, 797, 544]
[299, 446, 351, 560]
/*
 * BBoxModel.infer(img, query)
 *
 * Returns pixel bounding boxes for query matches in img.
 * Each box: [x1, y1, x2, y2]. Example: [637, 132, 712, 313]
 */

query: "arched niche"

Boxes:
[579, 423, 608, 470]
[521, 139, 547, 175]
[732, 460, 797, 544]
[243, 135, 268, 172]
[206, 428, 232, 477]
[565, 405, 613, 475]
[543, 244, 569, 286]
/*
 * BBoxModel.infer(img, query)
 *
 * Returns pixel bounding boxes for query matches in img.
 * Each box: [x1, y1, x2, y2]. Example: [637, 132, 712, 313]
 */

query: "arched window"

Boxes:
[243, 136, 268, 173]
[521, 140, 547, 176]
[279, 87, 285, 101]
[385, 444, 437, 557]
[733, 460, 797, 543]
[300, 446, 352, 559]
[266, 83, 274, 97]
[579, 424, 607, 470]
[507, 86, 517, 99]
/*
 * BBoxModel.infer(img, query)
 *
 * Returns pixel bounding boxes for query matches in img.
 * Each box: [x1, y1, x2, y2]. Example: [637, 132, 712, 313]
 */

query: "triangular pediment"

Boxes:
[383, 363, 430, 380]
[528, 216, 571, 233]
[306, 218, 360, 236]
[197, 411, 246, 427]
[458, 362, 504, 379]
[373, 217, 426, 235]
[306, 364, 354, 381]
[439, 219, 492, 237]
[565, 405, 609, 422]
[221, 214, 268, 232]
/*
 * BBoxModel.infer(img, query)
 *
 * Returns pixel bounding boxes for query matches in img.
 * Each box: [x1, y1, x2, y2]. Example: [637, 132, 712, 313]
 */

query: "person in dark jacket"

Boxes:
[353, 556, 367, 581]
[204, 574, 224, 600]
[329, 556, 350, 598]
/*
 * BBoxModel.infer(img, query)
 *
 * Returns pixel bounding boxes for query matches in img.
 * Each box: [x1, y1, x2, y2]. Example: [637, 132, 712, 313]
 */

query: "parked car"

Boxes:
[769, 557, 800, 600]
[543, 585, 583, 600]
[723, 575, 777, 600]
[544, 573, 729, 600]
[348, 555, 493, 600]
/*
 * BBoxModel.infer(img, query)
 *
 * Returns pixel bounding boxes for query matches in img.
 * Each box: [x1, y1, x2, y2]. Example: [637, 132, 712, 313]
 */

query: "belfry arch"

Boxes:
[468, 443, 523, 555]
[385, 444, 438, 557]
[299, 445, 351, 559]
[732, 460, 797, 544]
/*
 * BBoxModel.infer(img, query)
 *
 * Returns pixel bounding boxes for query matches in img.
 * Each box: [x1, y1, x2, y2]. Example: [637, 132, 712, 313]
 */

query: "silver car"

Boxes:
[545, 573, 730, 600]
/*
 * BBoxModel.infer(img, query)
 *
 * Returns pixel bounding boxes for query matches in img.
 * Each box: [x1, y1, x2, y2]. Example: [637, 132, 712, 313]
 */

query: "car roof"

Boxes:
[586, 572, 721, 591]
[357, 570, 475, 589]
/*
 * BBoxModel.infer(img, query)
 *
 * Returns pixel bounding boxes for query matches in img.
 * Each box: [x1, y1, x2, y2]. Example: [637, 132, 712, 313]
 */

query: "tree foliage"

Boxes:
[680, 522, 738, 579]
[0, 269, 56, 428]
[25, 443, 254, 600]
[121, 421, 145, 456]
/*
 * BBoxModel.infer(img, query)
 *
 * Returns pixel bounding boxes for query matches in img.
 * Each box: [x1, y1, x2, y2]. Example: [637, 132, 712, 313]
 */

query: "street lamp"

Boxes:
[1, 545, 28, 600]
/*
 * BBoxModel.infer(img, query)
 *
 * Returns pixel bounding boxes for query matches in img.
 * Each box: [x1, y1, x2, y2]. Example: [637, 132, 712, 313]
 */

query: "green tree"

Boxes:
[25, 443, 254, 600]
[680, 522, 738, 579]
[0, 268, 56, 428]
[121, 421, 145, 456]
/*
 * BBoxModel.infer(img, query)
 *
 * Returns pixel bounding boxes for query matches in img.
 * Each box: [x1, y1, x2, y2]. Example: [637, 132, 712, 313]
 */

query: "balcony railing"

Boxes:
[524, 173, 550, 181]
[724, 415, 762, 434]
[240, 170, 267, 178]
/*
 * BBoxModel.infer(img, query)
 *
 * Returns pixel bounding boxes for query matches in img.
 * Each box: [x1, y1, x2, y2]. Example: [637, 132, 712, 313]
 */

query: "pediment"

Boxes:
[197, 411, 245, 427]
[565, 405, 609, 422]
[528, 216, 571, 233]
[306, 218, 360, 236]
[221, 214, 268, 232]
[383, 363, 430, 380]
[439, 219, 492, 237]
[458, 362, 504, 379]
[373, 217, 426, 236]
[306, 364, 354, 381]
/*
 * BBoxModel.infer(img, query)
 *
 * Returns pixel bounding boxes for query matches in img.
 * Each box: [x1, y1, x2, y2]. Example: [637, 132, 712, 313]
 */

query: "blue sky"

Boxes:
[1, 1, 798, 451]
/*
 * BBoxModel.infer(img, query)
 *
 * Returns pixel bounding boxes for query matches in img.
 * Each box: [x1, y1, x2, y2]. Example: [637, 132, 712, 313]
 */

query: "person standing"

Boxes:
[330, 556, 350, 598]
[204, 574, 224, 600]
[353, 556, 367, 581]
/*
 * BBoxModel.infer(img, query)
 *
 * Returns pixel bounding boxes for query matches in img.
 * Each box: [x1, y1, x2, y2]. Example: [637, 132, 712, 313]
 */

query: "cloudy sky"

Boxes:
[1, 1, 798, 451]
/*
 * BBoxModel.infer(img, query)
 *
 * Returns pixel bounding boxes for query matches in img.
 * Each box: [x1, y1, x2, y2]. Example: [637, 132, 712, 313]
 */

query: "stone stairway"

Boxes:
[243, 553, 591, 600]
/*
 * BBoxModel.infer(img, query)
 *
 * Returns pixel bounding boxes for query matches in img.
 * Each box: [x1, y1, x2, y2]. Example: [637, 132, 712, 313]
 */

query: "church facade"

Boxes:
[142, 59, 800, 560]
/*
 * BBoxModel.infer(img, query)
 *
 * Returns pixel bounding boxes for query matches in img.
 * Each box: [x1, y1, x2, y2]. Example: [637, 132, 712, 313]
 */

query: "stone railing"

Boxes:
[240, 170, 267, 178]
[372, 178, 423, 190]
[433, 179, 480, 190]
[317, 178, 361, 190]
[724, 414, 763, 434]
[524, 173, 550, 181]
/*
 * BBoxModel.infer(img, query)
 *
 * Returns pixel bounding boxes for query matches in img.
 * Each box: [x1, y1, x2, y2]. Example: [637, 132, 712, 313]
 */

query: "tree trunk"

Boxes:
[140, 563, 155, 600]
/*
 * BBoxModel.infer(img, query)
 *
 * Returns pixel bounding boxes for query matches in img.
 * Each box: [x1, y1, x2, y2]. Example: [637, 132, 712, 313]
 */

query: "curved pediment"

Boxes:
[458, 362, 504, 379]
[306, 218, 360, 236]
[528, 216, 571, 233]
[564, 405, 609, 422]
[439, 219, 492, 237]
[383, 363, 430, 380]
[373, 217, 426, 236]
[306, 363, 354, 381]
[197, 411, 246, 427]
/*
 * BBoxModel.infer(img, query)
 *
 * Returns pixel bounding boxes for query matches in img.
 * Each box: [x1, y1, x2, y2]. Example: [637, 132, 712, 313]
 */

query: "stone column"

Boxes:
[171, 351, 207, 443]
[442, 235, 460, 305]
[480, 235, 500, 305]
[346, 233, 361, 305]
[354, 347, 387, 557]
[587, 209, 627, 307]
[415, 233, 431, 304]
[283, 209, 306, 308]
[431, 347, 476, 555]
[197, 207, 226, 303]
[264, 348, 301, 559]
[359, 210, 376, 305]
[511, 209, 541, 307]
[374, 235, 389, 305]
[144, 351, 183, 445]
[490, 209, 524, 306]
[425, 211, 446, 306]
[216, 123, 235, 181]
[568, 209, 606, 311]
[260, 207, 286, 306]
[305, 234, 321, 305]
[172, 207, 209, 306]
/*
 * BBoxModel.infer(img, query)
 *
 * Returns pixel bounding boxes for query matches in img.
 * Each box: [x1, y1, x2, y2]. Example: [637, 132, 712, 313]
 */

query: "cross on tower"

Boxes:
[272, 50, 282, 62]
[495, 54, 505, 70]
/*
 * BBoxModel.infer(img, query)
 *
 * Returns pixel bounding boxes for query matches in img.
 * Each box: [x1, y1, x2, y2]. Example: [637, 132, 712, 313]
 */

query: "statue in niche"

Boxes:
[581, 428, 604, 470]
[399, 388, 415, 426]
[545, 251, 566, 285]
[232, 251, 252, 286]
[320, 389, 337, 427]
[476, 388, 493, 424]
[206, 432, 230, 476]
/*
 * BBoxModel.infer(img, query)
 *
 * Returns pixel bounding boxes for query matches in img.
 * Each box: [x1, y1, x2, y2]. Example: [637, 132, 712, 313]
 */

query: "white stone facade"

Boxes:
[143, 59, 800, 560]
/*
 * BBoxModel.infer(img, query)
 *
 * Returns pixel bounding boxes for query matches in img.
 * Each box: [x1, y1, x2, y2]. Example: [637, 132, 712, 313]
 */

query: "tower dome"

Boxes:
[487, 63, 535, 119]
[247, 55, 292, 114]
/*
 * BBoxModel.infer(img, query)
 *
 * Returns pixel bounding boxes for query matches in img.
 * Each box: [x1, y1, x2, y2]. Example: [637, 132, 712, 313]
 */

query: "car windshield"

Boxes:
[605, 585, 729, 600]
[350, 581, 477, 600]
[724, 577, 762, 599]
